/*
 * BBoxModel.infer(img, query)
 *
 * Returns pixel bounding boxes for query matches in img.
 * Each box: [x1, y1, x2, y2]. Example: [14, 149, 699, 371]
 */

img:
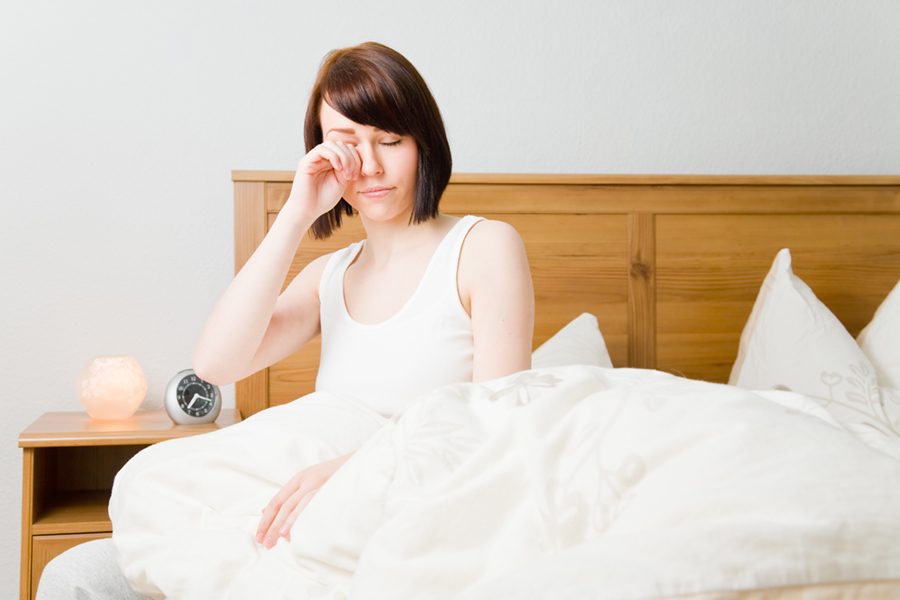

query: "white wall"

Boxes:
[1, 0, 898, 594]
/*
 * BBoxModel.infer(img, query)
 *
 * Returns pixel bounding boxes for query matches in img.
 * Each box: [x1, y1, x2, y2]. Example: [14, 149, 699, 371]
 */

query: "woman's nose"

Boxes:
[358, 146, 383, 177]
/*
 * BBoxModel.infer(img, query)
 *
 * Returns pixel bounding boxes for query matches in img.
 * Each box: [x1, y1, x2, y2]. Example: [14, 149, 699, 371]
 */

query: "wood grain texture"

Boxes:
[235, 370, 269, 418]
[32, 490, 114, 535]
[656, 214, 900, 382]
[251, 175, 900, 215]
[235, 173, 900, 417]
[234, 182, 266, 272]
[21, 449, 34, 600]
[269, 343, 318, 407]
[233, 171, 900, 186]
[628, 214, 655, 369]
[441, 184, 900, 214]
[19, 410, 241, 447]
[447, 174, 900, 186]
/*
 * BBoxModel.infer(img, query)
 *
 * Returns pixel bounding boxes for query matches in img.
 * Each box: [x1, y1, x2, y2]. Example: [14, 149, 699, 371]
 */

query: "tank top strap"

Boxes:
[318, 241, 363, 314]
[429, 215, 484, 296]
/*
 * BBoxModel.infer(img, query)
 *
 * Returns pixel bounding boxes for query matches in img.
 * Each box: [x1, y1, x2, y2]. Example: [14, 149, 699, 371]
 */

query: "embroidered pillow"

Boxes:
[858, 278, 900, 432]
[729, 248, 899, 458]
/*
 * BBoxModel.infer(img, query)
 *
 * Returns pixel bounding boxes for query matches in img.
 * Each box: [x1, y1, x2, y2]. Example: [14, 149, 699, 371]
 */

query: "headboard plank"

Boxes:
[233, 173, 900, 418]
[656, 213, 900, 382]
[628, 213, 656, 370]
[441, 184, 900, 214]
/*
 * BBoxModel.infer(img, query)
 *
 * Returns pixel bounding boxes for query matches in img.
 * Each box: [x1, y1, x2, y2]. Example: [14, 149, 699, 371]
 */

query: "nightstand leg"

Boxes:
[21, 448, 34, 600]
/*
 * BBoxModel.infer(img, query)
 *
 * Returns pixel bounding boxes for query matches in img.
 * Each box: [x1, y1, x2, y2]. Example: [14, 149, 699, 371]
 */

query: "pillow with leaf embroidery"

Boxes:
[858, 278, 900, 432]
[729, 248, 900, 459]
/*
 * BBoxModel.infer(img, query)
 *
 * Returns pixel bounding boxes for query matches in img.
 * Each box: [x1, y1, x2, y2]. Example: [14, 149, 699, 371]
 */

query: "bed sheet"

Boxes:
[110, 366, 900, 600]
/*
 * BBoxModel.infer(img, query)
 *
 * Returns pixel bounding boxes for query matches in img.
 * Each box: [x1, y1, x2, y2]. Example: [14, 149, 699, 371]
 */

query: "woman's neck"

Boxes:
[359, 212, 454, 268]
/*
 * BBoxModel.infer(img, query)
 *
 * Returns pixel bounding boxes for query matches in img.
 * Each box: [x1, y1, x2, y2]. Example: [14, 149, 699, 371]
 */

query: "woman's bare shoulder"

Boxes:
[458, 218, 530, 300]
[462, 218, 527, 262]
[304, 252, 336, 276]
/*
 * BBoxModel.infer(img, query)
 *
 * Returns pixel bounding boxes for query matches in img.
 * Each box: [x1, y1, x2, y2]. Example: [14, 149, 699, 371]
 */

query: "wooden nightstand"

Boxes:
[19, 409, 242, 600]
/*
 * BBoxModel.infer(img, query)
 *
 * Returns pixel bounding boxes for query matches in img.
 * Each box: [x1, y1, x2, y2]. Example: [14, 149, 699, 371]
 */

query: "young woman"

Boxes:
[36, 42, 533, 599]
[194, 40, 534, 548]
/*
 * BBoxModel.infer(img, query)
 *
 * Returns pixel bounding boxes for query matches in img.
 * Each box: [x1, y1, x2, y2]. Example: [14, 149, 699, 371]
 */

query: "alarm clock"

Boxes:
[164, 369, 222, 424]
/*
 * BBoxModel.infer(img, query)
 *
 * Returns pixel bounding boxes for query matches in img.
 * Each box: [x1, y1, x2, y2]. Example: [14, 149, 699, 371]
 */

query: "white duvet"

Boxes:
[109, 366, 900, 600]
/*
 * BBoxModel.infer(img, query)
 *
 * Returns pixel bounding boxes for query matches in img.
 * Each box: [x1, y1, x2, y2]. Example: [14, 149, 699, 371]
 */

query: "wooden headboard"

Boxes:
[232, 172, 900, 418]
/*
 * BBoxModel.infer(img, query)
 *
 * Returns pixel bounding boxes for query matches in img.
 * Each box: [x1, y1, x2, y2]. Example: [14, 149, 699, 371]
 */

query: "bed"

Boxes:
[108, 173, 900, 599]
[229, 172, 900, 413]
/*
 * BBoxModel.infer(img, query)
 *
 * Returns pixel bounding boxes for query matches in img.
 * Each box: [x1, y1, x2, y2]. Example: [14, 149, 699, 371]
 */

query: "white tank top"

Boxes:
[315, 215, 484, 417]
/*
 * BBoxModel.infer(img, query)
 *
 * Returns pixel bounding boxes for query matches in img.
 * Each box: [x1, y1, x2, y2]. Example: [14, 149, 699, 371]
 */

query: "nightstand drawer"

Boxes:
[31, 533, 110, 600]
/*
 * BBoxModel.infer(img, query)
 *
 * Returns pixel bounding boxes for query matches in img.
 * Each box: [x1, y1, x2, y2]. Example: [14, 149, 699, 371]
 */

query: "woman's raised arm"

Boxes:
[192, 142, 361, 385]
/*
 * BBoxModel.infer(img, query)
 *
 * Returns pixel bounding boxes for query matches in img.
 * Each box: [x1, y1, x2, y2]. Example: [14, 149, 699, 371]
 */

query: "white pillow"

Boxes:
[729, 248, 900, 458]
[532, 313, 614, 369]
[858, 278, 900, 431]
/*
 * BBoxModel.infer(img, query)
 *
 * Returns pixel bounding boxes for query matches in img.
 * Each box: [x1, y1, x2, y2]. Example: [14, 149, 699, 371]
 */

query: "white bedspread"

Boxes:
[109, 366, 900, 600]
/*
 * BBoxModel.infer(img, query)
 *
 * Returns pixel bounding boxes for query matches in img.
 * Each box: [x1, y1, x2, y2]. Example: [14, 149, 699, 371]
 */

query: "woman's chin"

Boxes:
[350, 198, 414, 225]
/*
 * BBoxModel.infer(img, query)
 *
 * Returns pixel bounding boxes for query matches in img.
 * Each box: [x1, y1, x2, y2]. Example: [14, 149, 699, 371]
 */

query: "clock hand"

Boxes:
[187, 393, 213, 409]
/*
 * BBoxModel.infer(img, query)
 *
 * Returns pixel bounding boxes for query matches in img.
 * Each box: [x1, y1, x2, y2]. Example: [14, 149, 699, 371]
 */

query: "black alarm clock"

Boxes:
[164, 369, 222, 424]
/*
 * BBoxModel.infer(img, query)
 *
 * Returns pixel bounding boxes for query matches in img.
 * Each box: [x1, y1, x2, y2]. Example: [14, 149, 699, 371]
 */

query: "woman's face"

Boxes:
[319, 101, 419, 224]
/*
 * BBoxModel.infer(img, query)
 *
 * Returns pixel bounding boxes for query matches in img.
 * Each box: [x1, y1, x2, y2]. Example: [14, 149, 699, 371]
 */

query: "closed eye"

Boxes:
[382, 140, 402, 147]
[327, 135, 357, 146]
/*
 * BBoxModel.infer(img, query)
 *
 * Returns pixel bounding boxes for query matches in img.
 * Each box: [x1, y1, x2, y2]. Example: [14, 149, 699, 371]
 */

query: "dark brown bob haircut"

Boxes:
[304, 42, 452, 239]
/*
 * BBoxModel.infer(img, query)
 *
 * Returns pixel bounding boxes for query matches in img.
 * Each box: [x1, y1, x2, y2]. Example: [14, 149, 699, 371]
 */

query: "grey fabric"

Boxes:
[35, 538, 152, 600]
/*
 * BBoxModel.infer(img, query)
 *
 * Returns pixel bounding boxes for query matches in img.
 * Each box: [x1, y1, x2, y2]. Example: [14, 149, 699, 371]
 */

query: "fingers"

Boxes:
[307, 141, 360, 181]
[255, 472, 302, 544]
[338, 141, 361, 179]
[282, 489, 319, 540]
[254, 454, 349, 549]
[256, 473, 325, 549]
[265, 487, 304, 546]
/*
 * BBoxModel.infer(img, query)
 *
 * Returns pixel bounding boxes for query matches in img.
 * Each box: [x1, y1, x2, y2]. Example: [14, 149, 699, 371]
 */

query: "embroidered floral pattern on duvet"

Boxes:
[110, 366, 900, 600]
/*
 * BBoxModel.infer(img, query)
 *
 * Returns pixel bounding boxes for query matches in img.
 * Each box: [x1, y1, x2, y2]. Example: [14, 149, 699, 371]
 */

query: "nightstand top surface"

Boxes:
[19, 409, 242, 447]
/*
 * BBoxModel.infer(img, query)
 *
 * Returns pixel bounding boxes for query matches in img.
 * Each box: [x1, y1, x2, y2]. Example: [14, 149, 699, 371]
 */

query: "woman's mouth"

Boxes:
[359, 187, 393, 199]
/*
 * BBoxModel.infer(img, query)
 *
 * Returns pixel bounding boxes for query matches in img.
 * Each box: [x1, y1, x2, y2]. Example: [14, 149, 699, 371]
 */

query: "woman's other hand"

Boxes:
[288, 140, 361, 221]
[255, 451, 354, 548]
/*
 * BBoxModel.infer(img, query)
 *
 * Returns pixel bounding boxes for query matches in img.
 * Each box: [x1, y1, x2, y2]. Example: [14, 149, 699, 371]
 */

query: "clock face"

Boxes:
[176, 375, 217, 417]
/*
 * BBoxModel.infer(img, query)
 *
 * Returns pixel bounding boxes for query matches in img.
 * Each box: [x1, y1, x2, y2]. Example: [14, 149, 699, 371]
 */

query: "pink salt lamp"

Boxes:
[77, 356, 147, 419]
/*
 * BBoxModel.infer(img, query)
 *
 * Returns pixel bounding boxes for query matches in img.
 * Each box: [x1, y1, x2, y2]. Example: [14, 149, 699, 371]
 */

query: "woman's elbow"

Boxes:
[191, 354, 231, 387]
